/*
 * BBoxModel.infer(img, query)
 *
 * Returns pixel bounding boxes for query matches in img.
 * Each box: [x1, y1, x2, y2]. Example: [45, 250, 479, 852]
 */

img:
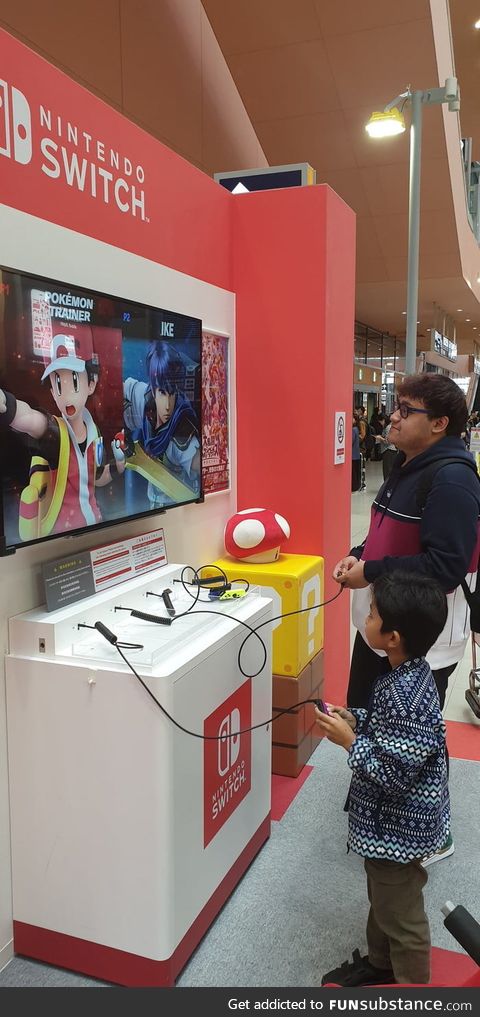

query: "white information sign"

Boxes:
[334, 411, 346, 465]
[469, 428, 480, 454]
[90, 528, 167, 592]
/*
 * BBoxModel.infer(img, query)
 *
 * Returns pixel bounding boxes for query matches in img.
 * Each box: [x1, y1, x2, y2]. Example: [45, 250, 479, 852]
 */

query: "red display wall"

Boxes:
[233, 186, 355, 701]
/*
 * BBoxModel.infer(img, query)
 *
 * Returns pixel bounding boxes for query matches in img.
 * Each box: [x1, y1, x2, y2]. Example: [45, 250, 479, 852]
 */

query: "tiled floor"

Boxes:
[352, 459, 480, 726]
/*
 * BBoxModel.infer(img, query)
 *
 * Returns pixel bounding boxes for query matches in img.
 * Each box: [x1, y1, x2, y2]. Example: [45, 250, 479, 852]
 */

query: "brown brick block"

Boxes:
[311, 649, 324, 693]
[272, 659, 313, 710]
[305, 676, 326, 734]
[272, 731, 313, 778]
[271, 705, 305, 745]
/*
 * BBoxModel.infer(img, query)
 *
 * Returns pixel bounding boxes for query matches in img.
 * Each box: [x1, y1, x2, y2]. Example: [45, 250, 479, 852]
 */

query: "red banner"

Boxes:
[0, 29, 231, 288]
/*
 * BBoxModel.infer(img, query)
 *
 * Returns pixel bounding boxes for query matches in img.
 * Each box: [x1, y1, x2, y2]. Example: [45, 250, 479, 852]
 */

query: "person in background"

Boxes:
[378, 415, 398, 481]
[352, 411, 361, 492]
[316, 573, 450, 987]
[357, 406, 367, 453]
[370, 408, 384, 461]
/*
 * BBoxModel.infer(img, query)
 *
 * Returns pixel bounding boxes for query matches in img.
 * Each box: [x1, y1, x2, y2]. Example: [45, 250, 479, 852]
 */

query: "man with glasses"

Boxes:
[333, 373, 480, 865]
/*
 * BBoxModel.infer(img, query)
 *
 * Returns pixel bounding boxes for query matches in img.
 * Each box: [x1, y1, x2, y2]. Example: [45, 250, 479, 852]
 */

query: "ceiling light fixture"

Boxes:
[365, 107, 406, 138]
[474, 18, 480, 29]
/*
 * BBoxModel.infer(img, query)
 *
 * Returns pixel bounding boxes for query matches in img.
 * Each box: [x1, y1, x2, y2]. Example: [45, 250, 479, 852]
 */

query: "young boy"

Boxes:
[315, 572, 450, 987]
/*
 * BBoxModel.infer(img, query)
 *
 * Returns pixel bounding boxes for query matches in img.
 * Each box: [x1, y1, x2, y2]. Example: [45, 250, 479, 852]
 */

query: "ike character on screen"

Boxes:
[123, 339, 200, 509]
[0, 330, 125, 539]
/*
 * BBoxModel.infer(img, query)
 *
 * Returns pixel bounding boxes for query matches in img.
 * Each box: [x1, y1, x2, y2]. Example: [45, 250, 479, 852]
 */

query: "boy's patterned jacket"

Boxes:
[347, 658, 450, 862]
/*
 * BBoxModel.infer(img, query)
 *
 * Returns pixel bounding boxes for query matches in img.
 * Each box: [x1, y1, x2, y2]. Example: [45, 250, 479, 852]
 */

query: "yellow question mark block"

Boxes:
[209, 554, 324, 677]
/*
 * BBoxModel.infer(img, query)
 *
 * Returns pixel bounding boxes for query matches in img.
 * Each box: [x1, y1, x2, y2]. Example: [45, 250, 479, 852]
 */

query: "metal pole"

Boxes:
[405, 89, 423, 376]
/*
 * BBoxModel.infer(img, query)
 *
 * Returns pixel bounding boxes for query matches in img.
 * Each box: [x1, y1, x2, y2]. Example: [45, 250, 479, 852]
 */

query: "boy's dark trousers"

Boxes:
[364, 858, 430, 984]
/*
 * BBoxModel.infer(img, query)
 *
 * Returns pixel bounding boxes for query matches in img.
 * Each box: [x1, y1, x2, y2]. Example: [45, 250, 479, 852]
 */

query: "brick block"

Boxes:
[271, 650, 324, 776]
[272, 731, 313, 779]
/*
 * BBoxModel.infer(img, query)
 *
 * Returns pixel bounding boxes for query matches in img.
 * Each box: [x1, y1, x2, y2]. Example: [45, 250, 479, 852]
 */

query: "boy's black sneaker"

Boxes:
[321, 948, 395, 987]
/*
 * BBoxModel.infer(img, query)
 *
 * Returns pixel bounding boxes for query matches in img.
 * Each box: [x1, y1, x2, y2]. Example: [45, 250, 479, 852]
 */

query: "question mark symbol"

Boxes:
[301, 574, 321, 656]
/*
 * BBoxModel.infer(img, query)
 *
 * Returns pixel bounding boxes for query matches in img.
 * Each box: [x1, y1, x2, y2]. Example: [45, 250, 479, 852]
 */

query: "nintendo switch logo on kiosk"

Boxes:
[204, 681, 252, 847]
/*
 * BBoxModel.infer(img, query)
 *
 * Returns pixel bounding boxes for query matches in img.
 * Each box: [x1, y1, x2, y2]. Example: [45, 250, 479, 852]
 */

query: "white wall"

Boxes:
[0, 202, 236, 967]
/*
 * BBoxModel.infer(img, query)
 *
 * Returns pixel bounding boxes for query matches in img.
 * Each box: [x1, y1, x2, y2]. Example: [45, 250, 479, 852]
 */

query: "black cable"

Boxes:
[114, 579, 344, 678]
[76, 622, 144, 651]
[116, 605, 268, 678]
[237, 584, 344, 673]
[111, 638, 324, 741]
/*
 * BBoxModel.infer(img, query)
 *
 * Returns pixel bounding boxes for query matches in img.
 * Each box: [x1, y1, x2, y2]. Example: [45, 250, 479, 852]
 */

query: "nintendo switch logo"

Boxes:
[218, 708, 240, 776]
[0, 81, 32, 164]
[204, 682, 251, 847]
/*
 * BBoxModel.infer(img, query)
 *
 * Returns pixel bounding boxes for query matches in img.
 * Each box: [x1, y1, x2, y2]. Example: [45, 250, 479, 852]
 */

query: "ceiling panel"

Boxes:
[356, 257, 390, 284]
[316, 169, 372, 216]
[201, 0, 321, 55]
[313, 0, 430, 38]
[323, 20, 437, 110]
[227, 40, 341, 121]
[256, 110, 357, 171]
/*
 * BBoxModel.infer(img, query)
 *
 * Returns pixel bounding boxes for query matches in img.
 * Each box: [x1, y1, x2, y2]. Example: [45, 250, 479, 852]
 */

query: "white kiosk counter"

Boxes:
[6, 564, 272, 986]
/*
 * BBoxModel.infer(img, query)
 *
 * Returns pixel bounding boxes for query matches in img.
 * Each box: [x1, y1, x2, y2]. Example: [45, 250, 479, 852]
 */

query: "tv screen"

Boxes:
[0, 266, 203, 554]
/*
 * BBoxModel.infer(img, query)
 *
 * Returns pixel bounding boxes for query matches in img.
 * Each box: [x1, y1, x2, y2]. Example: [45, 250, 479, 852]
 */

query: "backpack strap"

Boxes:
[416, 457, 479, 513]
[416, 456, 480, 615]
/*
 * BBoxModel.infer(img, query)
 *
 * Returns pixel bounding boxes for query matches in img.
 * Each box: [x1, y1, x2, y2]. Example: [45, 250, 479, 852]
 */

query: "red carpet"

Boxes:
[429, 945, 479, 986]
[271, 768, 314, 821]
[446, 719, 480, 761]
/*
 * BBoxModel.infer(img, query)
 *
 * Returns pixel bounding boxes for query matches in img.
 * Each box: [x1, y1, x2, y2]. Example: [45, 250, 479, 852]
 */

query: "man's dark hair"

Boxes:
[372, 572, 448, 658]
[396, 373, 467, 436]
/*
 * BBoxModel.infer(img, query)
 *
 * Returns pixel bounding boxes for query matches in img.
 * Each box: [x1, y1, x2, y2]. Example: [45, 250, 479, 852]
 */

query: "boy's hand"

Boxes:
[328, 705, 356, 731]
[314, 706, 356, 750]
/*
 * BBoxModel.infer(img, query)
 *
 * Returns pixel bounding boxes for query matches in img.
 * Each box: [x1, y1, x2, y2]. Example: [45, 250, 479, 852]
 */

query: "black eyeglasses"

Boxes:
[393, 402, 430, 420]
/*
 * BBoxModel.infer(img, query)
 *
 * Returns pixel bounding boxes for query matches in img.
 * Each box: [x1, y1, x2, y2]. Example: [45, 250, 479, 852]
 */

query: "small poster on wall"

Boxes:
[334, 411, 346, 465]
[202, 331, 230, 493]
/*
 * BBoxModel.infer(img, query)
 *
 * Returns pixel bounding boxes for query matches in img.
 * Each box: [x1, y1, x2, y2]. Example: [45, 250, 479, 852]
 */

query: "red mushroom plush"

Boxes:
[224, 508, 290, 563]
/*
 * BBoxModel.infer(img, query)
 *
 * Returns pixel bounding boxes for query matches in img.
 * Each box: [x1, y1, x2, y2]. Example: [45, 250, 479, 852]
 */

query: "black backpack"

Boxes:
[416, 456, 480, 632]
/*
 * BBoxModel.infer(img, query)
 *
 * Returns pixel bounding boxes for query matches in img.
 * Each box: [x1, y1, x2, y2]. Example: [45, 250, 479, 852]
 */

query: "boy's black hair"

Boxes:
[372, 572, 448, 659]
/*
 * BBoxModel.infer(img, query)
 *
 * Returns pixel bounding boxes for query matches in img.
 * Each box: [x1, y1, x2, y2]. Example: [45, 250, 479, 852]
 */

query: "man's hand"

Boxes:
[337, 560, 369, 589]
[328, 705, 356, 731]
[332, 555, 359, 583]
[314, 706, 356, 750]
[0, 389, 6, 414]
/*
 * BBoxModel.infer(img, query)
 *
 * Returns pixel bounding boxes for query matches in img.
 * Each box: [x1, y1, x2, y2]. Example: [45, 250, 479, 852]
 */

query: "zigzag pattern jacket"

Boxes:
[347, 658, 450, 862]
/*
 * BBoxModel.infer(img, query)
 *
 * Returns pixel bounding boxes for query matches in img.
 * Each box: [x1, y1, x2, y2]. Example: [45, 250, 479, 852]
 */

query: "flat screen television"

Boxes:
[0, 266, 203, 555]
